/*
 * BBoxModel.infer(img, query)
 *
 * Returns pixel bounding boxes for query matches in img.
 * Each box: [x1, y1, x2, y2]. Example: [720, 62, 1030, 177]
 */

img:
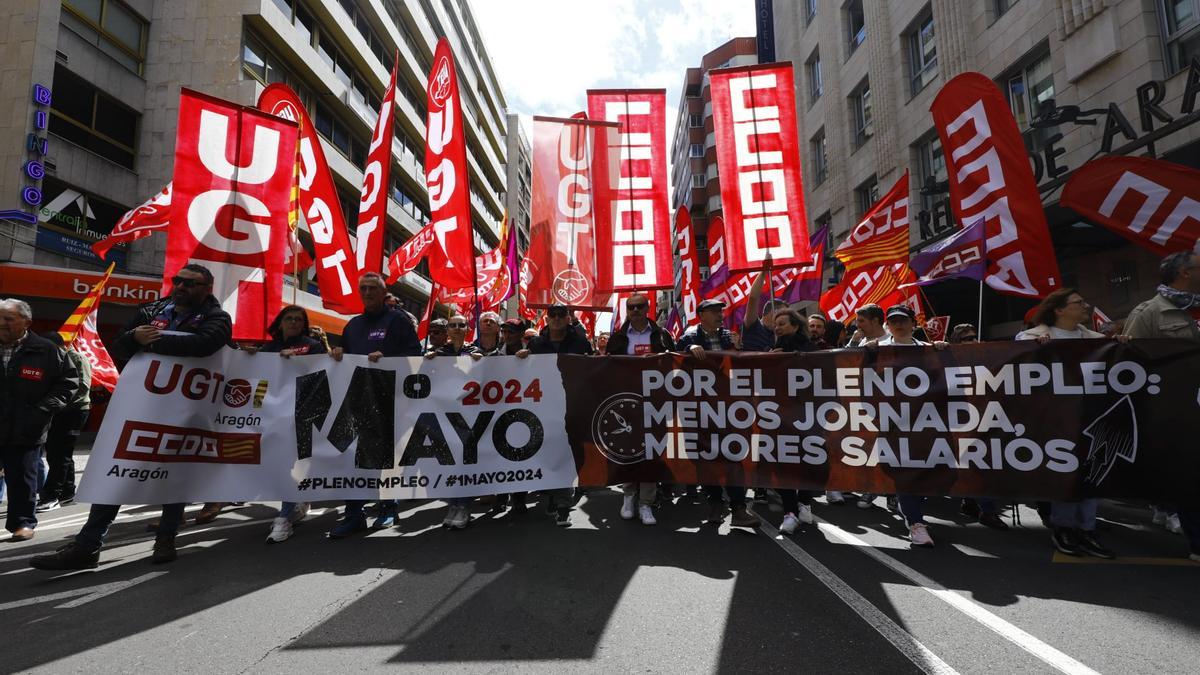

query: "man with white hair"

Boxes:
[0, 298, 80, 542]
[474, 311, 503, 355]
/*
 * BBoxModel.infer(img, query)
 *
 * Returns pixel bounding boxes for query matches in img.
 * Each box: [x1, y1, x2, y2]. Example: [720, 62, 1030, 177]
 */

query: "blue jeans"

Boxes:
[2, 444, 40, 531]
[76, 503, 185, 549]
[447, 497, 473, 506]
[1050, 499, 1099, 531]
[343, 499, 398, 519]
[279, 502, 298, 518]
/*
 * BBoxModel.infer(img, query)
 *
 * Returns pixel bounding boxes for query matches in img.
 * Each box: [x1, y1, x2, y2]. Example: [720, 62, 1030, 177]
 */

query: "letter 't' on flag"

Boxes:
[709, 62, 811, 273]
[930, 72, 1060, 298]
[835, 171, 911, 272]
[424, 38, 477, 291]
[167, 88, 299, 342]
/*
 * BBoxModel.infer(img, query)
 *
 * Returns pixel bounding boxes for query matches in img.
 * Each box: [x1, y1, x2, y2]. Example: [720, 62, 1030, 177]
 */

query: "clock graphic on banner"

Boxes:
[591, 393, 647, 465]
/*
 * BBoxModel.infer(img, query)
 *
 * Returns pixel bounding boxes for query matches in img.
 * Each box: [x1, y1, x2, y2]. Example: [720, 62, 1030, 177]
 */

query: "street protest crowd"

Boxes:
[1, 250, 1198, 573]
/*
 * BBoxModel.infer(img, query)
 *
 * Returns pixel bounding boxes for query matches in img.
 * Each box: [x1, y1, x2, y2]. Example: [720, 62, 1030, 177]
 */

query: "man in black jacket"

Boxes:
[517, 303, 591, 525]
[1, 299, 80, 541]
[31, 264, 231, 569]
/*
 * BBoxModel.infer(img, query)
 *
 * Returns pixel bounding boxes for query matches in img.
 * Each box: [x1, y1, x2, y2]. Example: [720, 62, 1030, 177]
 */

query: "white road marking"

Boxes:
[759, 520, 960, 675]
[0, 572, 167, 611]
[814, 517, 1101, 675]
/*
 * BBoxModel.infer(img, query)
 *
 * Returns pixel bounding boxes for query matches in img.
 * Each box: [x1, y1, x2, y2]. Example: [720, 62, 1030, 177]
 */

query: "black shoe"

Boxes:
[545, 498, 556, 515]
[978, 512, 1010, 531]
[510, 498, 527, 515]
[29, 542, 100, 571]
[59, 495, 76, 506]
[1052, 527, 1081, 556]
[960, 499, 982, 519]
[555, 508, 570, 527]
[152, 534, 177, 564]
[1076, 531, 1115, 559]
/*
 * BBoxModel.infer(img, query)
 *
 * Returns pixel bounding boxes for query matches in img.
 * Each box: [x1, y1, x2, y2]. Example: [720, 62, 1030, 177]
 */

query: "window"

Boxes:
[908, 12, 938, 95]
[691, 174, 706, 188]
[689, 143, 704, 158]
[807, 51, 823, 103]
[60, 0, 148, 75]
[805, 0, 817, 25]
[847, 0, 866, 55]
[855, 178, 880, 219]
[810, 129, 828, 186]
[995, 0, 1018, 18]
[1161, 0, 1200, 74]
[1004, 49, 1057, 150]
[49, 65, 138, 169]
[916, 134, 947, 213]
[850, 79, 872, 149]
[688, 114, 703, 127]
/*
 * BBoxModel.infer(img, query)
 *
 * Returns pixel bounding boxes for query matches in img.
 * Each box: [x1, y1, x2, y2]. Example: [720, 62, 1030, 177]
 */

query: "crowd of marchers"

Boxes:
[2, 251, 1197, 572]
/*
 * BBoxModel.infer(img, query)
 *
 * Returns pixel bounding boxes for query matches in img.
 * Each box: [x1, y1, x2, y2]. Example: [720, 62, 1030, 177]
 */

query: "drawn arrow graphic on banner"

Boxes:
[1081, 395, 1139, 486]
[0, 572, 167, 612]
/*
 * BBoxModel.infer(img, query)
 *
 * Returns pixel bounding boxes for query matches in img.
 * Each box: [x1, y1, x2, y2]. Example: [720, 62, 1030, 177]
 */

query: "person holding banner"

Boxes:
[426, 314, 484, 529]
[517, 303, 592, 526]
[327, 272, 422, 537]
[741, 267, 785, 352]
[1017, 288, 1124, 559]
[31, 265, 231, 568]
[247, 305, 327, 543]
[427, 319, 449, 351]
[606, 293, 674, 526]
[37, 333, 92, 512]
[770, 309, 819, 534]
[473, 312, 503, 356]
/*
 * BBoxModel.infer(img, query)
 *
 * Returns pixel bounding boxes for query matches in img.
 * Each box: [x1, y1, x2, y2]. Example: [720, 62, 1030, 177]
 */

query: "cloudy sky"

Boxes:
[471, 0, 759, 143]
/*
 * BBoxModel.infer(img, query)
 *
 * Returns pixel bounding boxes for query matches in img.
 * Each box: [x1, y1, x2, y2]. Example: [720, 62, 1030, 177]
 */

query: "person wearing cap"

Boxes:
[864, 304, 947, 547]
[517, 303, 592, 526]
[499, 319, 526, 356]
[605, 292, 674, 525]
[675, 299, 760, 528]
[426, 318, 449, 351]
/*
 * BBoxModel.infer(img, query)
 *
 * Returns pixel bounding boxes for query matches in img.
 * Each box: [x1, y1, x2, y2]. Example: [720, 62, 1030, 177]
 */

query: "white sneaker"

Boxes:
[620, 494, 636, 520]
[266, 517, 293, 543]
[638, 505, 656, 526]
[1166, 514, 1182, 534]
[780, 513, 800, 534]
[909, 523, 934, 547]
[289, 503, 310, 524]
[442, 506, 456, 527]
[1189, 553, 1200, 563]
[1151, 508, 1168, 526]
[857, 494, 875, 509]
[797, 503, 815, 524]
[826, 491, 845, 505]
[451, 505, 471, 529]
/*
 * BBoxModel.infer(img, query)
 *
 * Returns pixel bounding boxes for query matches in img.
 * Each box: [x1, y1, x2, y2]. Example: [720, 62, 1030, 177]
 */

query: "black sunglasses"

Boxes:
[548, 310, 569, 318]
[171, 276, 208, 289]
[960, 335, 978, 342]
[448, 322, 468, 328]
[626, 303, 649, 311]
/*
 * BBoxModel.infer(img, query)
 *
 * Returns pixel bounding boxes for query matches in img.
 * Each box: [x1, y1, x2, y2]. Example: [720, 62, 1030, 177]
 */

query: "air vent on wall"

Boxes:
[56, 50, 69, 64]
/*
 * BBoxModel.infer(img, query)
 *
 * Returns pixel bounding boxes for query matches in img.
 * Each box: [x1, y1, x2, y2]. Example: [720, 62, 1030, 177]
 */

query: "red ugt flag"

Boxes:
[355, 56, 399, 275]
[92, 183, 171, 261]
[425, 38, 477, 290]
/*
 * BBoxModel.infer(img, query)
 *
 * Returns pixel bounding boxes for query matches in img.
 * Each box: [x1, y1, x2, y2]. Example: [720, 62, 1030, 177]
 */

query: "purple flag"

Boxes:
[905, 219, 986, 287]
[500, 220, 520, 303]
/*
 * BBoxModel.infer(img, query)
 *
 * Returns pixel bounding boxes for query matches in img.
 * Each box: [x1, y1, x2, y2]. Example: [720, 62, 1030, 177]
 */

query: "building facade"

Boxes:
[504, 113, 531, 251]
[0, 0, 510, 332]
[771, 0, 1200, 336]
[669, 37, 758, 278]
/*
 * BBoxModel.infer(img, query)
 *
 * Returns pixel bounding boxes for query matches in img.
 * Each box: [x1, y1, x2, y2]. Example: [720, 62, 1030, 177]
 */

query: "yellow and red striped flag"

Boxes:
[58, 263, 120, 391]
[834, 171, 911, 272]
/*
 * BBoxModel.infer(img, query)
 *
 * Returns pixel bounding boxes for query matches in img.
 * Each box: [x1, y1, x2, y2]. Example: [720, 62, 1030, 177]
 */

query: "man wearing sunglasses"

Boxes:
[517, 302, 592, 526]
[32, 264, 232, 571]
[605, 293, 674, 525]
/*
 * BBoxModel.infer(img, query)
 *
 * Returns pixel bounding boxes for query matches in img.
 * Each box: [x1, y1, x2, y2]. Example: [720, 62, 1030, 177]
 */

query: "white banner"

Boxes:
[77, 351, 576, 503]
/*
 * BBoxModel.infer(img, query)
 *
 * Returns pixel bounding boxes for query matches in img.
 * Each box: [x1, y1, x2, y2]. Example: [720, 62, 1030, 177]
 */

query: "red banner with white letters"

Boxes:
[709, 63, 811, 273]
[355, 58, 398, 275]
[257, 84, 360, 314]
[819, 264, 919, 324]
[587, 89, 672, 291]
[930, 73, 1060, 298]
[425, 38, 476, 290]
[385, 222, 435, 283]
[167, 89, 298, 342]
[835, 171, 910, 272]
[673, 207, 701, 330]
[526, 115, 616, 310]
[1061, 156, 1200, 257]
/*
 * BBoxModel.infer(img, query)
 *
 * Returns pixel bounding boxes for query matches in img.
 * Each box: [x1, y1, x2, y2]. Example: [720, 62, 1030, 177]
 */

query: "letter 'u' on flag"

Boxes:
[58, 263, 120, 391]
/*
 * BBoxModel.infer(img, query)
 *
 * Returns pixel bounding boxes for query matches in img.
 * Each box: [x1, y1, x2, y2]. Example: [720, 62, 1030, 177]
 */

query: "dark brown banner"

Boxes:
[563, 340, 1200, 502]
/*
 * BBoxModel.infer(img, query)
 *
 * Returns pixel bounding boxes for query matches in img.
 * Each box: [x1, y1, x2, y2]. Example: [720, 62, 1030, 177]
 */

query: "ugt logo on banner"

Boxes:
[166, 89, 298, 342]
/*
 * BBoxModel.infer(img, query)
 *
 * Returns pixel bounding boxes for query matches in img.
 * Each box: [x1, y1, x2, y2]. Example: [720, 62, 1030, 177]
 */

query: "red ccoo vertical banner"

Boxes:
[166, 89, 298, 342]
[355, 56, 399, 275]
[709, 63, 811, 273]
[587, 89, 673, 292]
[525, 114, 617, 310]
[425, 38, 476, 290]
[930, 72, 1060, 298]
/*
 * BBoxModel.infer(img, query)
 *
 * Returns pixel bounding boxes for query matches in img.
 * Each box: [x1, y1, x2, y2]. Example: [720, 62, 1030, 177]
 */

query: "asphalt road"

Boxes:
[1, 457, 1197, 674]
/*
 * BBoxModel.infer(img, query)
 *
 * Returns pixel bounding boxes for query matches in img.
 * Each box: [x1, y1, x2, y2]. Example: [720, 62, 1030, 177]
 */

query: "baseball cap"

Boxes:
[501, 318, 524, 332]
[698, 299, 726, 312]
[885, 304, 916, 321]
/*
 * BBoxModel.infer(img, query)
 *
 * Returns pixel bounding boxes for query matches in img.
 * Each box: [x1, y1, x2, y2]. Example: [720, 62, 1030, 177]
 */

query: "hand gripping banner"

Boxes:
[930, 73, 1061, 298]
[77, 341, 1200, 504]
[1061, 156, 1200, 256]
[425, 37, 477, 290]
[258, 84, 361, 314]
[587, 89, 673, 292]
[166, 89, 298, 342]
[709, 63, 811, 273]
